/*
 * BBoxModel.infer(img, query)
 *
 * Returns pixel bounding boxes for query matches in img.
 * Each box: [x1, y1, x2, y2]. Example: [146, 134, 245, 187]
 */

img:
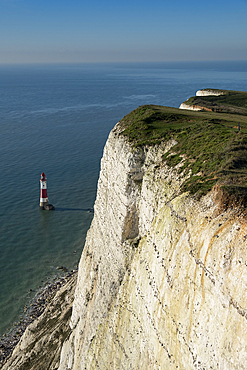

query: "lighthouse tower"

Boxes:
[40, 172, 49, 208]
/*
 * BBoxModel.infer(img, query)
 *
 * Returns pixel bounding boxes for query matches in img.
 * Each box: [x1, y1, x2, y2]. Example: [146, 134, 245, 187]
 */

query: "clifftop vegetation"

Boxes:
[119, 90, 247, 203]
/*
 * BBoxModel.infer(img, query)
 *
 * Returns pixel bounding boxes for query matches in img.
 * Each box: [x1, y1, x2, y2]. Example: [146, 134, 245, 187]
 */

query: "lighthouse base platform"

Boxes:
[40, 204, 55, 211]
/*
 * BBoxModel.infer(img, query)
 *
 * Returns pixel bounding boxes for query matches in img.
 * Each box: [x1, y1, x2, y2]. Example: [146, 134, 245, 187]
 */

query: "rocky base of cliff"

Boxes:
[0, 276, 70, 367]
[1, 273, 77, 370]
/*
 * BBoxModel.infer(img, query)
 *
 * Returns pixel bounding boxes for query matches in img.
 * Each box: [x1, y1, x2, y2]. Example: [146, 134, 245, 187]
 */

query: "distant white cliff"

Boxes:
[179, 89, 225, 111]
[196, 89, 225, 96]
[179, 102, 202, 110]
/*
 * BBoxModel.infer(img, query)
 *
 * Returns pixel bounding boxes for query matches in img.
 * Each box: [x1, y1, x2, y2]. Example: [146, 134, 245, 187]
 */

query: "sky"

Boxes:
[1, 0, 247, 64]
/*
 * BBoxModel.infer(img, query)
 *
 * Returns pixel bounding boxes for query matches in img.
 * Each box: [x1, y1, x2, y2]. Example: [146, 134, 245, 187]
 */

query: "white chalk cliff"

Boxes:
[56, 123, 247, 370]
[179, 89, 225, 111]
[179, 103, 202, 111]
[196, 89, 225, 97]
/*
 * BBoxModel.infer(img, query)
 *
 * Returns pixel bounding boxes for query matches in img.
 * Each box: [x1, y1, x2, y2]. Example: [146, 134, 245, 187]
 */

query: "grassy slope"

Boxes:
[119, 100, 247, 203]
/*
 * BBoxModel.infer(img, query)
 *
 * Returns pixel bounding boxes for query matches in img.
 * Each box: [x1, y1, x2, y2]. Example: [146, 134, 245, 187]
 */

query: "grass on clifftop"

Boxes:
[119, 103, 247, 201]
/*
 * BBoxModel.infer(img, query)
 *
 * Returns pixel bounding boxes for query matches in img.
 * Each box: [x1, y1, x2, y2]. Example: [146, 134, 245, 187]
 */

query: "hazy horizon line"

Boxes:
[0, 59, 247, 66]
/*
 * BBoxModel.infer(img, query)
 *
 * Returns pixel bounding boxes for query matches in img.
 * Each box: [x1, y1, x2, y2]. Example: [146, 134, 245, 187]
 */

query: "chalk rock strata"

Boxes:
[58, 124, 247, 370]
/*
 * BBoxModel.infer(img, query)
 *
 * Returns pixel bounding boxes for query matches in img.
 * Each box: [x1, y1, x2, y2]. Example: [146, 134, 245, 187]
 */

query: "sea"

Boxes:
[0, 61, 247, 336]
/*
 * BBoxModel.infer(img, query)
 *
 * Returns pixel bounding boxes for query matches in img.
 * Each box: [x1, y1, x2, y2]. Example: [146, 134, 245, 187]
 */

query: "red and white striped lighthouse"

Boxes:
[40, 172, 49, 208]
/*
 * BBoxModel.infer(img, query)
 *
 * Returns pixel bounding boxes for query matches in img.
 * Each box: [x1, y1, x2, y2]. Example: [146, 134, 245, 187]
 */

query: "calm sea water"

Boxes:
[0, 61, 247, 335]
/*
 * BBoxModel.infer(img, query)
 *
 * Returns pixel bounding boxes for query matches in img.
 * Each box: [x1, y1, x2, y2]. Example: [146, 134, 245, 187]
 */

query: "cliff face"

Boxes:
[58, 124, 247, 370]
[196, 89, 225, 97]
[179, 103, 210, 111]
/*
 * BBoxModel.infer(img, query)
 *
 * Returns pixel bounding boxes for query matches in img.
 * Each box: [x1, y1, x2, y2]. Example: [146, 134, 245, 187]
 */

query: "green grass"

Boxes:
[119, 105, 201, 146]
[119, 102, 247, 200]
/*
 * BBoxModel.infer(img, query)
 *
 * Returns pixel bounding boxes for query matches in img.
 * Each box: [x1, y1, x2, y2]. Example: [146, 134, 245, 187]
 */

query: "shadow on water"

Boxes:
[54, 207, 94, 212]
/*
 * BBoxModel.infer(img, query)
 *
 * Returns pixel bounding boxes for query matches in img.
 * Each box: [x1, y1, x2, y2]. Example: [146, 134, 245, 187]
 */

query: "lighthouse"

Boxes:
[39, 172, 55, 210]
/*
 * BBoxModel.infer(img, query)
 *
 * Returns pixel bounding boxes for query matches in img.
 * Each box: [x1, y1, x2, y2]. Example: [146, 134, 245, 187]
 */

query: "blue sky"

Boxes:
[1, 0, 247, 63]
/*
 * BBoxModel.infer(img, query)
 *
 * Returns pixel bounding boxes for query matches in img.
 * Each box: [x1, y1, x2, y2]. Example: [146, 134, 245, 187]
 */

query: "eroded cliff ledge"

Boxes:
[3, 92, 247, 370]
